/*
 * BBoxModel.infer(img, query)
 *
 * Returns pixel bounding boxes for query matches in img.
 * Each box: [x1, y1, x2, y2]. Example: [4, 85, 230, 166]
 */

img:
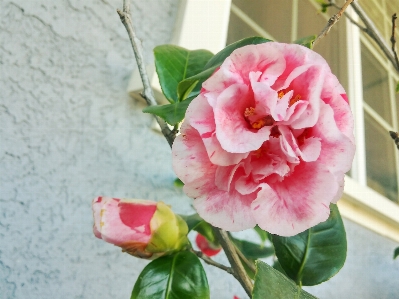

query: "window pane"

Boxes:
[360, 0, 389, 40]
[361, 45, 392, 124]
[226, 8, 258, 45]
[297, 0, 348, 90]
[365, 113, 398, 202]
[230, 0, 292, 43]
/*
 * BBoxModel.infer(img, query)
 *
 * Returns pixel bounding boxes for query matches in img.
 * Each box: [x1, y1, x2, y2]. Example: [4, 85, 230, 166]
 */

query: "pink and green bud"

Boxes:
[195, 233, 222, 257]
[92, 197, 189, 259]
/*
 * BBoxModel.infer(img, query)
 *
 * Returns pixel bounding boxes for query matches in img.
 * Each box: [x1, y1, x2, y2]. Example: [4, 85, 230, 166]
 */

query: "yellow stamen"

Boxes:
[278, 91, 285, 99]
[289, 94, 301, 106]
[251, 119, 266, 129]
[244, 107, 255, 117]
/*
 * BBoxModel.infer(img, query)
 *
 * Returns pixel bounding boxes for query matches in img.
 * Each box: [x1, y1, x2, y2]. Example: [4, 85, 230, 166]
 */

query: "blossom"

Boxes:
[195, 233, 222, 257]
[172, 42, 355, 236]
[92, 197, 189, 258]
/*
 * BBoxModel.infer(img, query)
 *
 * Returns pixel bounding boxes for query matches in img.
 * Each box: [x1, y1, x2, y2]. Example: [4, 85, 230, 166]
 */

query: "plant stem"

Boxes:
[313, 0, 354, 47]
[213, 228, 253, 297]
[190, 249, 233, 274]
[117, 0, 176, 147]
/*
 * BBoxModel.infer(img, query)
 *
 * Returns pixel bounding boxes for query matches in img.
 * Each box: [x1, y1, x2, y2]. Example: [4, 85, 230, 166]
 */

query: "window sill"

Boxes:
[339, 175, 399, 242]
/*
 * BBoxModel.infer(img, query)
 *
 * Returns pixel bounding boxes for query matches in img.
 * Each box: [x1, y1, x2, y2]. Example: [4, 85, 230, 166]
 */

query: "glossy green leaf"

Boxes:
[294, 35, 317, 49]
[272, 204, 347, 286]
[177, 67, 215, 102]
[178, 36, 272, 100]
[394, 247, 399, 259]
[204, 36, 272, 69]
[254, 225, 270, 243]
[253, 261, 318, 299]
[154, 45, 213, 103]
[174, 178, 184, 188]
[231, 237, 275, 260]
[131, 251, 209, 299]
[142, 96, 194, 125]
[180, 214, 217, 244]
[272, 260, 288, 276]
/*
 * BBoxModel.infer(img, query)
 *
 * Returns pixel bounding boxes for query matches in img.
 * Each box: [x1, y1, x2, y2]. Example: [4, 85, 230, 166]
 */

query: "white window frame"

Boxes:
[128, 0, 399, 242]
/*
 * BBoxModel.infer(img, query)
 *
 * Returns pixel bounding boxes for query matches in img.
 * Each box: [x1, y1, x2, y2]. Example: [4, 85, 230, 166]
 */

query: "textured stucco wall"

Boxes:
[1, 0, 399, 299]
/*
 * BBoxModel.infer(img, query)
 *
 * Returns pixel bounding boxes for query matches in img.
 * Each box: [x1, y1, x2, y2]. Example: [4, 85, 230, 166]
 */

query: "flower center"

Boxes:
[244, 107, 275, 130]
[278, 89, 302, 106]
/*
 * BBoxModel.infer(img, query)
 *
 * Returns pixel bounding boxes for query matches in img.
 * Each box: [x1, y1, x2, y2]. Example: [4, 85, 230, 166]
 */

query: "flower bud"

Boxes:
[92, 197, 189, 259]
[195, 233, 222, 257]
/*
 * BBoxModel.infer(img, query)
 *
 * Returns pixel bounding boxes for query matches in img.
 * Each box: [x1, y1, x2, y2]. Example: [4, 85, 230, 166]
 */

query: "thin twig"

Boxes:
[213, 228, 253, 297]
[313, 0, 354, 47]
[117, 0, 176, 147]
[191, 249, 234, 274]
[389, 131, 399, 150]
[329, 2, 367, 32]
[232, 242, 256, 274]
[391, 13, 399, 70]
[350, 1, 399, 72]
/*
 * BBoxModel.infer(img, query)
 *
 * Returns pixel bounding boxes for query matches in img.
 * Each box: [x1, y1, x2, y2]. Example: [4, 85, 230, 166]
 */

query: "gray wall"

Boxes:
[1, 0, 398, 298]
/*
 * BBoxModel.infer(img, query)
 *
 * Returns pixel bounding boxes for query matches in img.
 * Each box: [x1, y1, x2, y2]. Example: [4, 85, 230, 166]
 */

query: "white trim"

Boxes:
[346, 8, 367, 186]
[340, 175, 399, 242]
[363, 102, 394, 132]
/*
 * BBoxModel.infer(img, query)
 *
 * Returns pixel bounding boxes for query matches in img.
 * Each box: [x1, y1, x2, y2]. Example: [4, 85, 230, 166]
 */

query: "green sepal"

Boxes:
[142, 96, 195, 125]
[294, 35, 317, 49]
[146, 202, 189, 254]
[272, 204, 347, 286]
[394, 247, 399, 259]
[252, 260, 318, 299]
[131, 251, 210, 299]
[154, 45, 213, 103]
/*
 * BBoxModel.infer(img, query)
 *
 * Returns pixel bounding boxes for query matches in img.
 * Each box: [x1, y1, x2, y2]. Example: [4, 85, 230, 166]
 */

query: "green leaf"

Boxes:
[177, 67, 215, 102]
[254, 225, 270, 243]
[293, 35, 317, 49]
[272, 204, 347, 286]
[131, 251, 209, 299]
[231, 237, 275, 260]
[396, 82, 399, 93]
[178, 36, 272, 100]
[180, 214, 217, 244]
[174, 178, 184, 188]
[154, 45, 213, 103]
[394, 247, 399, 259]
[253, 260, 318, 299]
[142, 96, 194, 125]
[204, 36, 272, 69]
[314, 0, 330, 13]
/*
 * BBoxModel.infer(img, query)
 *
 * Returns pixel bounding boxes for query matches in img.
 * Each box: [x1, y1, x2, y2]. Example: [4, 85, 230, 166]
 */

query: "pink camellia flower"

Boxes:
[172, 42, 355, 236]
[195, 233, 222, 257]
[92, 197, 189, 258]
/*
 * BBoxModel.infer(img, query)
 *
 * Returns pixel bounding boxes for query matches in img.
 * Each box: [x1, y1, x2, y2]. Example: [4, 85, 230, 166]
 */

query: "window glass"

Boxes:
[231, 0, 292, 43]
[361, 45, 392, 124]
[364, 113, 398, 202]
[297, 0, 348, 90]
[226, 8, 258, 45]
